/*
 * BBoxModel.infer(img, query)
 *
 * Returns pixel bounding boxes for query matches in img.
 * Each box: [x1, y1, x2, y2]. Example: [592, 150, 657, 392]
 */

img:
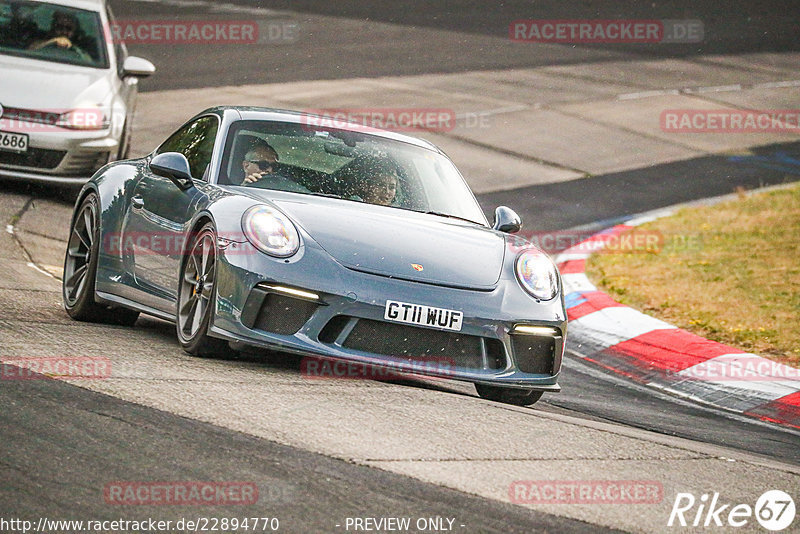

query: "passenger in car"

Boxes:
[357, 170, 399, 206]
[334, 155, 402, 206]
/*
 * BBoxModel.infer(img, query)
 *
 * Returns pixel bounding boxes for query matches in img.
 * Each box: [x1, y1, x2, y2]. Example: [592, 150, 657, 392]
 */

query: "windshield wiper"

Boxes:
[306, 192, 343, 199]
[419, 210, 483, 225]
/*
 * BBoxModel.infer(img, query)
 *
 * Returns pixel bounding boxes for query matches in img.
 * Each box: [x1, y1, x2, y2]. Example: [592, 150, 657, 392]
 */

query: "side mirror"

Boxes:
[121, 56, 156, 78]
[150, 152, 194, 190]
[493, 206, 522, 233]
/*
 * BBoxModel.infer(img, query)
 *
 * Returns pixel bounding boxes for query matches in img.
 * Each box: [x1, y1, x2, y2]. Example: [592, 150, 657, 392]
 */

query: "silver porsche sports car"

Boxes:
[62, 107, 567, 405]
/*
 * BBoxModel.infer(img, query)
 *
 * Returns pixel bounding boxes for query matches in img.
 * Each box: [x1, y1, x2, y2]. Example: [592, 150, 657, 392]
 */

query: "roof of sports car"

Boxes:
[203, 106, 443, 153]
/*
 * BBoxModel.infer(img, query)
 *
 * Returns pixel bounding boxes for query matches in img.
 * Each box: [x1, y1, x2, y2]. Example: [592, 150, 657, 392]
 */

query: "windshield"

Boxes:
[220, 119, 488, 226]
[0, 0, 108, 68]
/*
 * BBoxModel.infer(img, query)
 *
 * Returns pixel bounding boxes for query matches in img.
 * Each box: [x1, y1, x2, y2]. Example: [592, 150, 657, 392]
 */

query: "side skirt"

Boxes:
[95, 290, 176, 323]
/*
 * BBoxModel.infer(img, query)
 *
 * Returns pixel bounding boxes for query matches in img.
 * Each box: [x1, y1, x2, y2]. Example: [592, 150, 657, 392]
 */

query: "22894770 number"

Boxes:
[195, 517, 280, 531]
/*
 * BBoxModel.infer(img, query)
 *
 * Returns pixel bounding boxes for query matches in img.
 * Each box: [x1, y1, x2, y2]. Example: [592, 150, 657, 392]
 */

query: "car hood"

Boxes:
[0, 54, 112, 110]
[263, 194, 505, 290]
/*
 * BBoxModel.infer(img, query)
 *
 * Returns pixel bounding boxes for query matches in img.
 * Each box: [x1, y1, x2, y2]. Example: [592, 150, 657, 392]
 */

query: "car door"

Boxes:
[121, 115, 219, 309]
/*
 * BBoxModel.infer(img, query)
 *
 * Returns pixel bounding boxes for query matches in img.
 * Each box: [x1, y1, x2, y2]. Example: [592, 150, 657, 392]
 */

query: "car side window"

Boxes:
[157, 116, 219, 180]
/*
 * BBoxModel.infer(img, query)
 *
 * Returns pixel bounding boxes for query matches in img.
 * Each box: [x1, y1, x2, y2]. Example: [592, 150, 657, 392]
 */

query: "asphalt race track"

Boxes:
[2, 1, 800, 533]
[1, 367, 612, 533]
[111, 0, 800, 91]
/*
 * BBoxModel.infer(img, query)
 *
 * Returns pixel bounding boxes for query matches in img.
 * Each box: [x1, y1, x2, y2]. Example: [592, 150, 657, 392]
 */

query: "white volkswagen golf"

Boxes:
[0, 0, 154, 184]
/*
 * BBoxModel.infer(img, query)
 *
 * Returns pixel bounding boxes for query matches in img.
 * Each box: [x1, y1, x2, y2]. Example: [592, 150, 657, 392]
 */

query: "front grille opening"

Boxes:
[484, 338, 507, 370]
[342, 318, 484, 370]
[318, 315, 350, 343]
[0, 147, 66, 170]
[62, 151, 109, 175]
[253, 293, 318, 335]
[511, 334, 556, 375]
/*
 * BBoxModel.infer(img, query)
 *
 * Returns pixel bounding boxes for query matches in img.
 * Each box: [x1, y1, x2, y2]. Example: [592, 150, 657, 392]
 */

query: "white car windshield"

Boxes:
[220, 119, 489, 226]
[0, 0, 108, 68]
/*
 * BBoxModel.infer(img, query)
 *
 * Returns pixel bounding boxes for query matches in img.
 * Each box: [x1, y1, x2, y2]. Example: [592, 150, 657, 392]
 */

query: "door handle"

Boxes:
[131, 195, 144, 210]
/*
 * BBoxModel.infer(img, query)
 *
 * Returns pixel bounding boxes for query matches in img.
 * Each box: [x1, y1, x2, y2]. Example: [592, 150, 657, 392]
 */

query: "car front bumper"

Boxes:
[0, 127, 118, 184]
[210, 239, 567, 391]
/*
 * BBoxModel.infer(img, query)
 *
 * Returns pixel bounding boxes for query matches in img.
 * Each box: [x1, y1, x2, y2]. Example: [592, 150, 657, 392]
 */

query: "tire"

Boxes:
[63, 193, 140, 326]
[176, 222, 230, 357]
[475, 383, 544, 406]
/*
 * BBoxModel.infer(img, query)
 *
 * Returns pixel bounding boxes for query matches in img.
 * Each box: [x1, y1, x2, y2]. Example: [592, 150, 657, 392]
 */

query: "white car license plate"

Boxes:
[0, 131, 28, 153]
[384, 299, 463, 332]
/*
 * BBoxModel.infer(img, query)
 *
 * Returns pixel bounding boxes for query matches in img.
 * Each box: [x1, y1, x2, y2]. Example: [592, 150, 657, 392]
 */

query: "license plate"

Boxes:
[0, 131, 28, 153]
[384, 299, 464, 332]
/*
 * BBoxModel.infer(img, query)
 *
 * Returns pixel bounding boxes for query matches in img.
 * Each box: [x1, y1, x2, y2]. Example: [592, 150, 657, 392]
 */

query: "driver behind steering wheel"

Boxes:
[240, 140, 281, 185]
[239, 139, 309, 193]
[27, 10, 91, 61]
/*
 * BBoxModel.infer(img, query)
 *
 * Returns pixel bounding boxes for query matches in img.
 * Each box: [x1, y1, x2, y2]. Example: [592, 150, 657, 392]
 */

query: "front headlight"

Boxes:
[56, 108, 110, 130]
[515, 250, 559, 301]
[242, 205, 300, 257]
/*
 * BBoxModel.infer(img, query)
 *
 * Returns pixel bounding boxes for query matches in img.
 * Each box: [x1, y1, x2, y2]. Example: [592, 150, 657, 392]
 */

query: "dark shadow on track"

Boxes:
[0, 178, 81, 206]
[108, 0, 799, 92]
[550, 353, 800, 464]
[237, 0, 800, 57]
[0, 363, 619, 533]
[477, 141, 800, 232]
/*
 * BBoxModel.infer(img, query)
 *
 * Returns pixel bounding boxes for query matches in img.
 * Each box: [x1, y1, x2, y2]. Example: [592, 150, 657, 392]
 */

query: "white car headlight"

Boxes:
[515, 250, 559, 301]
[56, 108, 110, 130]
[242, 205, 300, 258]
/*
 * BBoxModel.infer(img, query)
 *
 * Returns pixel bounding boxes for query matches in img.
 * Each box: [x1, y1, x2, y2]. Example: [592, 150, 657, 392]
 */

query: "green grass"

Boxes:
[586, 183, 800, 366]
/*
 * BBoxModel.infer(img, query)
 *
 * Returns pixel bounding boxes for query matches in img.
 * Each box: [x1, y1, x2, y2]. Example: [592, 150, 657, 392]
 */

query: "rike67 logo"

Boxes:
[668, 490, 795, 531]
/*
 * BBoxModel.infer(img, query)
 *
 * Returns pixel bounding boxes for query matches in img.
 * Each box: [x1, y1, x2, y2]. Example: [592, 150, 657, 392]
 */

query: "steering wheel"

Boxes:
[244, 171, 290, 185]
[244, 172, 310, 193]
[41, 38, 73, 49]
[40, 39, 90, 61]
